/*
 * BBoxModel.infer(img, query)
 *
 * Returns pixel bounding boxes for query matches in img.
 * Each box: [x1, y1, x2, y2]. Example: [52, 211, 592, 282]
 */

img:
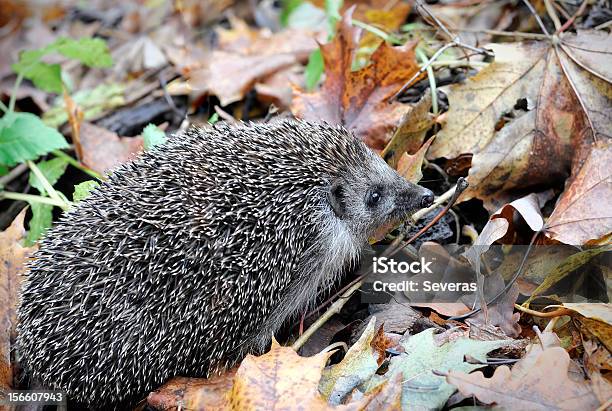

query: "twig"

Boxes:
[292, 278, 363, 350]
[449, 229, 541, 321]
[521, 0, 551, 36]
[390, 178, 468, 255]
[0, 163, 28, 186]
[558, 0, 588, 33]
[393, 1, 494, 100]
[415, 48, 438, 115]
[544, 0, 562, 31]
[514, 304, 573, 318]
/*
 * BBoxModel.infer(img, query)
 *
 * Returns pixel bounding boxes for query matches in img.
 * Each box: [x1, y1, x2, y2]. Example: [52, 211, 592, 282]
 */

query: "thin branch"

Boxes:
[0, 163, 28, 186]
[558, 0, 588, 33]
[544, 0, 562, 31]
[521, 0, 551, 36]
[0, 191, 67, 207]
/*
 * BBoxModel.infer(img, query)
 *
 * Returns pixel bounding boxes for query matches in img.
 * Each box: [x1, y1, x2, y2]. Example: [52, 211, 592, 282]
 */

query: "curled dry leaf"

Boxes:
[292, 9, 421, 150]
[429, 31, 611, 207]
[446, 347, 601, 410]
[0, 209, 37, 391]
[79, 122, 143, 175]
[545, 141, 612, 245]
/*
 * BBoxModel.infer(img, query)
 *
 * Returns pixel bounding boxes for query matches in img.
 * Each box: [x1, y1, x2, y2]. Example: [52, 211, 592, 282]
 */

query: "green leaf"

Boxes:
[28, 157, 68, 195]
[208, 112, 219, 125]
[388, 328, 509, 410]
[12, 58, 62, 93]
[0, 163, 8, 177]
[12, 37, 112, 94]
[0, 112, 69, 166]
[305, 49, 324, 90]
[73, 180, 100, 203]
[26, 202, 53, 246]
[142, 123, 167, 150]
[51, 37, 113, 68]
[43, 83, 125, 128]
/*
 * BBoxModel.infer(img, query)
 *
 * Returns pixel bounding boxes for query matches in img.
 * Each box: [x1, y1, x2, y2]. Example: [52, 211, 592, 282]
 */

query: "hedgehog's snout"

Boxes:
[420, 190, 434, 208]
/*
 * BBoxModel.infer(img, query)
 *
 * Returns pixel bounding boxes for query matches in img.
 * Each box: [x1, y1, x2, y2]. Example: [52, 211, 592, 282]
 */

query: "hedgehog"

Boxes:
[16, 120, 434, 410]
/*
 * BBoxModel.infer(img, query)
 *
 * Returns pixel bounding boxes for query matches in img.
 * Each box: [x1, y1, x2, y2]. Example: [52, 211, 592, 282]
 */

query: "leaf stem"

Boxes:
[416, 48, 438, 115]
[351, 19, 402, 44]
[8, 73, 23, 113]
[27, 160, 71, 210]
[52, 149, 103, 180]
[0, 99, 8, 113]
[0, 191, 67, 207]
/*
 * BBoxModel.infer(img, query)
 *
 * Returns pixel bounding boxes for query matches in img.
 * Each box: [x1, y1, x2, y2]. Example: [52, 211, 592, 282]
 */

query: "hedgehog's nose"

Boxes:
[420, 190, 434, 208]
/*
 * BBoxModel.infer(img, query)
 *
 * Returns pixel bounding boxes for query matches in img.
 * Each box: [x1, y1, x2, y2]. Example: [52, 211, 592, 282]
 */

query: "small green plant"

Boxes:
[0, 36, 112, 244]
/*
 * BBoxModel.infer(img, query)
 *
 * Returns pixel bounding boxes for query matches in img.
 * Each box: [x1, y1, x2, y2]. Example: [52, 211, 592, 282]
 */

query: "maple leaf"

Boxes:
[427, 30, 611, 209]
[291, 8, 421, 150]
[447, 347, 601, 410]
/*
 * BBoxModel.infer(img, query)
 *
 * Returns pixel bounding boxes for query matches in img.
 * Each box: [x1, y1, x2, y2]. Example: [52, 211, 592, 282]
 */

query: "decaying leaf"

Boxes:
[79, 122, 143, 174]
[387, 328, 509, 410]
[468, 283, 521, 338]
[548, 303, 612, 352]
[429, 31, 611, 208]
[147, 371, 236, 410]
[319, 317, 391, 405]
[380, 93, 434, 169]
[447, 347, 601, 410]
[187, 17, 320, 106]
[292, 9, 421, 150]
[545, 141, 612, 245]
[0, 210, 37, 391]
[397, 136, 435, 183]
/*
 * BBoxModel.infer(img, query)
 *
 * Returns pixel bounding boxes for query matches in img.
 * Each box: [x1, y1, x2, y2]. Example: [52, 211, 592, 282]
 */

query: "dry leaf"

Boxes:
[292, 8, 421, 150]
[468, 284, 521, 338]
[147, 371, 236, 410]
[381, 93, 434, 169]
[447, 347, 601, 410]
[230, 339, 333, 410]
[79, 122, 143, 174]
[545, 141, 612, 245]
[397, 136, 435, 183]
[429, 31, 611, 207]
[0, 209, 37, 392]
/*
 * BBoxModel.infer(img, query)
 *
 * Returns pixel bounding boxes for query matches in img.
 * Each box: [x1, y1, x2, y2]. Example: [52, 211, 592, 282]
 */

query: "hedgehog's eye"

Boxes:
[366, 190, 382, 207]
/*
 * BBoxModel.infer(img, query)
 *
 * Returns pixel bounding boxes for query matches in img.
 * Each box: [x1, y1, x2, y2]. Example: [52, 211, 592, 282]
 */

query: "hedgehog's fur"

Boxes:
[17, 120, 433, 409]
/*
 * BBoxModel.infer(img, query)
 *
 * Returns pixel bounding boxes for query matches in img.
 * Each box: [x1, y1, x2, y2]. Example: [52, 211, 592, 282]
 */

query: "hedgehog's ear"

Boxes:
[328, 179, 347, 218]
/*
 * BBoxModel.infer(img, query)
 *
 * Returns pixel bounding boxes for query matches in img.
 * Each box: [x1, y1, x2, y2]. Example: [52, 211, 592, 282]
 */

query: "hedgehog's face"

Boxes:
[327, 155, 434, 240]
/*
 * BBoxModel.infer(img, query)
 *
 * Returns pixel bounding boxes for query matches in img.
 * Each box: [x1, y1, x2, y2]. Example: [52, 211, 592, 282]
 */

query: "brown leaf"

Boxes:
[291, 9, 421, 150]
[0, 209, 37, 391]
[429, 31, 611, 207]
[545, 141, 612, 245]
[381, 93, 434, 169]
[79, 122, 143, 175]
[468, 284, 521, 338]
[147, 371, 236, 410]
[447, 347, 601, 410]
[187, 17, 320, 106]
[397, 136, 435, 184]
